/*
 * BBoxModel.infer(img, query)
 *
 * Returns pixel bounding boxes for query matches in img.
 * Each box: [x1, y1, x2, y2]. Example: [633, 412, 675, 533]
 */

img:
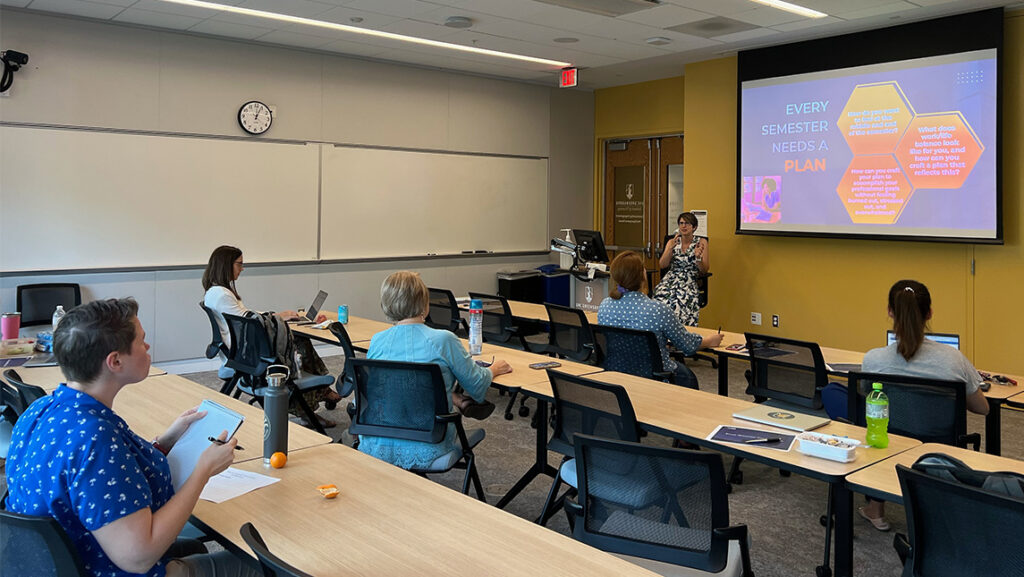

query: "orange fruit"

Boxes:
[269, 451, 287, 469]
[317, 484, 339, 499]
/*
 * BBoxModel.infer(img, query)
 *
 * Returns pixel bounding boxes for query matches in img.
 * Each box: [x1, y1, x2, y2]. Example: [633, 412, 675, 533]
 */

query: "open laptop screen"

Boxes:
[886, 330, 960, 350]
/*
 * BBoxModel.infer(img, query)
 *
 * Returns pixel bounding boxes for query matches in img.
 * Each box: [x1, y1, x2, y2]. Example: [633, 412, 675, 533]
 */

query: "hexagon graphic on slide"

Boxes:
[836, 155, 913, 225]
[894, 111, 984, 190]
[837, 82, 915, 155]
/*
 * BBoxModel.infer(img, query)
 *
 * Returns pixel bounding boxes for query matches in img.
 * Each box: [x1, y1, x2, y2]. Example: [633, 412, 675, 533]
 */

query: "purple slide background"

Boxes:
[741, 55, 997, 231]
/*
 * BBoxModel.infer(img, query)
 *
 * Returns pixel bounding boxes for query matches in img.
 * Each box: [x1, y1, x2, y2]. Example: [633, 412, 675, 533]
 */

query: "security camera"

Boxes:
[1, 50, 29, 69]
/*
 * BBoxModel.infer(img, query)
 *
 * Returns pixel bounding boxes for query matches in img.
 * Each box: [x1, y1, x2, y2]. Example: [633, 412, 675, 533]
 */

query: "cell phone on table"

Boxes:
[529, 361, 562, 370]
[725, 343, 746, 351]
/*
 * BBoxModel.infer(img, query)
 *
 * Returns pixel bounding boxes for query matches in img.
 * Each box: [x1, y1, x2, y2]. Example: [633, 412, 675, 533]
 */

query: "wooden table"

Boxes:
[114, 374, 332, 463]
[17, 364, 166, 392]
[189, 443, 659, 577]
[289, 312, 391, 350]
[846, 443, 1024, 504]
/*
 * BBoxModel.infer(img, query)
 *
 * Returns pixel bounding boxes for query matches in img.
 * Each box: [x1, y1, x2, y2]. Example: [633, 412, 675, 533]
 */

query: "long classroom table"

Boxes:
[189, 443, 661, 577]
[18, 364, 167, 392]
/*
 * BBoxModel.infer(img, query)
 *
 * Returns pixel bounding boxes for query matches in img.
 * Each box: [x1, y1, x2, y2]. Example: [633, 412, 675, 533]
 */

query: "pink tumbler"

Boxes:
[1, 312, 21, 341]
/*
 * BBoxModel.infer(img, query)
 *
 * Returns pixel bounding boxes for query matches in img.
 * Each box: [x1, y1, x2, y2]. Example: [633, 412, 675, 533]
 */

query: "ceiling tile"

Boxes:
[832, 1, 918, 19]
[379, 17, 466, 41]
[729, 7, 809, 27]
[314, 5, 404, 26]
[618, 3, 712, 27]
[519, 6, 608, 31]
[234, 0, 336, 19]
[710, 26, 780, 43]
[342, 0, 445, 18]
[1, 0, 33, 7]
[114, 7, 205, 28]
[188, 18, 273, 39]
[26, 0, 125, 18]
[131, 0, 229, 18]
[431, 0, 551, 21]
[660, 0, 761, 16]
[771, 14, 843, 32]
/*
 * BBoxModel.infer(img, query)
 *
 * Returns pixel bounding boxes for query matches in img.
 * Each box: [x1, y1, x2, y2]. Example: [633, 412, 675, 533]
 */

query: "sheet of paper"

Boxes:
[200, 467, 280, 504]
[167, 399, 245, 491]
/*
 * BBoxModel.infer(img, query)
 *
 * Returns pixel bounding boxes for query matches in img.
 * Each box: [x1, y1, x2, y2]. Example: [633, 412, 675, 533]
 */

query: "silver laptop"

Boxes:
[886, 330, 959, 350]
[287, 290, 327, 326]
[732, 405, 830, 432]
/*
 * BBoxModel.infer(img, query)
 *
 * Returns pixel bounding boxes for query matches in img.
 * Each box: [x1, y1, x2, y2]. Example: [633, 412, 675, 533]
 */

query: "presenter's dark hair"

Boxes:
[609, 251, 646, 299]
[888, 280, 930, 360]
[202, 245, 242, 299]
[677, 212, 698, 228]
[54, 298, 139, 384]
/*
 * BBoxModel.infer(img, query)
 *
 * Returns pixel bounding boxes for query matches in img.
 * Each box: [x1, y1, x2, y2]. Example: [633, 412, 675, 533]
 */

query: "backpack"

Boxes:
[911, 452, 1024, 498]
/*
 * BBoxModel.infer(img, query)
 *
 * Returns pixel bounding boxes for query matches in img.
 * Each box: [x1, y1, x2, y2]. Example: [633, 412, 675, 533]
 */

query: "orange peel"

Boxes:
[317, 484, 339, 499]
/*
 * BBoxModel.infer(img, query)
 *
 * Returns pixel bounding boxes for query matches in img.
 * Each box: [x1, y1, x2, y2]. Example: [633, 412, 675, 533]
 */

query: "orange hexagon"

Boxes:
[837, 82, 915, 155]
[836, 155, 914, 225]
[894, 112, 984, 189]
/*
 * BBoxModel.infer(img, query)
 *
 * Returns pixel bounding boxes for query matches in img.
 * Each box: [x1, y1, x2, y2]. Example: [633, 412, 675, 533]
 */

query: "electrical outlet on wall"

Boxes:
[772, 314, 779, 328]
[751, 312, 762, 326]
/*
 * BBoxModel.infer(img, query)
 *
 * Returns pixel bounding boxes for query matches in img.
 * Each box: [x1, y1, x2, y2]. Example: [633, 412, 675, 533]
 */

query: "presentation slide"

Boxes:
[739, 49, 997, 240]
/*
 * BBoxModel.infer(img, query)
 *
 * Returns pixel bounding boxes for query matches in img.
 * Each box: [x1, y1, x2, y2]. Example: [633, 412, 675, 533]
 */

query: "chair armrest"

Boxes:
[959, 433, 982, 452]
[437, 412, 475, 451]
[893, 533, 911, 566]
[346, 402, 356, 419]
[293, 374, 334, 391]
[713, 525, 753, 577]
[834, 416, 853, 425]
[653, 371, 674, 383]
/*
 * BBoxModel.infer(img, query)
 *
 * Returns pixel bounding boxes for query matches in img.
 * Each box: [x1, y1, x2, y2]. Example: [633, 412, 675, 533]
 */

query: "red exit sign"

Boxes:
[559, 67, 577, 88]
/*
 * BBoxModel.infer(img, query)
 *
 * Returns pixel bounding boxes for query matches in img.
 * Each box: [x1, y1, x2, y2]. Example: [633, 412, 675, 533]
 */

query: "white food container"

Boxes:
[796, 432, 861, 463]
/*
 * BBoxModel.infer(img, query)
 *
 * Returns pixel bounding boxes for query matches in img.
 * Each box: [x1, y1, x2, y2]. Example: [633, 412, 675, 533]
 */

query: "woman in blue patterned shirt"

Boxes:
[5, 298, 257, 577]
[598, 251, 723, 389]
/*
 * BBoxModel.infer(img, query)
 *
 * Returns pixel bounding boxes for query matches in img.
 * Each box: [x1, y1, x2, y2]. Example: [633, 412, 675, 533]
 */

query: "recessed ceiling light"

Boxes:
[747, 0, 827, 19]
[646, 36, 671, 46]
[553, 37, 579, 43]
[152, 0, 570, 67]
[444, 16, 473, 29]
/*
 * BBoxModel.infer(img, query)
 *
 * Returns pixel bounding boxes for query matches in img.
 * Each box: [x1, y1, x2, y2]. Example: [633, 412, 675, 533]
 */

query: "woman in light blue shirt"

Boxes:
[361, 271, 512, 469]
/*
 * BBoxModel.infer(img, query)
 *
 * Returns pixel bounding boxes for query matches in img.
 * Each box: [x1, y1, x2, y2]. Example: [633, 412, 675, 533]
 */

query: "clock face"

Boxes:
[238, 101, 272, 135]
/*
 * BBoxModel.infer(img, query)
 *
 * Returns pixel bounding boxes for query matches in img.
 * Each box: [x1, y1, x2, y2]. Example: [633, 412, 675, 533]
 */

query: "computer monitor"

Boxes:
[885, 330, 960, 350]
[572, 230, 609, 264]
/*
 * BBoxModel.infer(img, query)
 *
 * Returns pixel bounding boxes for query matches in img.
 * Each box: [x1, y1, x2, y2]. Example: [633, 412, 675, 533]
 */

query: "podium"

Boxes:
[568, 270, 610, 313]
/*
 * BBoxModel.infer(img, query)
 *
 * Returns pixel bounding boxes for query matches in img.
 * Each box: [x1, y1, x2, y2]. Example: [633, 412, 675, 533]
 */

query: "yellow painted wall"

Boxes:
[594, 76, 685, 139]
[596, 12, 1023, 375]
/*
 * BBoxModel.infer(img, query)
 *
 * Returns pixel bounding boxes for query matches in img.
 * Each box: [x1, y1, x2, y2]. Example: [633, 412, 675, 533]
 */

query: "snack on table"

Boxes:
[317, 484, 339, 499]
[796, 432, 861, 463]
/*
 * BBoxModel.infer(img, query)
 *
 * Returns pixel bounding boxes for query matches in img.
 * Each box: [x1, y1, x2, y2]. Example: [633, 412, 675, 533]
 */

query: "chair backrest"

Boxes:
[239, 522, 313, 577]
[2, 378, 27, 419]
[548, 370, 641, 452]
[0, 508, 88, 577]
[545, 303, 595, 362]
[847, 372, 968, 447]
[16, 284, 82, 327]
[328, 322, 357, 397]
[467, 292, 516, 343]
[744, 333, 827, 409]
[425, 288, 462, 333]
[572, 434, 734, 574]
[347, 358, 449, 444]
[198, 301, 228, 360]
[897, 464, 1024, 577]
[222, 313, 276, 379]
[591, 324, 664, 379]
[3, 369, 48, 410]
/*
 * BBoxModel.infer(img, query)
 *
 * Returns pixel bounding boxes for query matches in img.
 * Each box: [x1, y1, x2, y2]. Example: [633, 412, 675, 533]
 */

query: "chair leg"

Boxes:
[218, 374, 240, 396]
[462, 454, 487, 503]
[292, 389, 326, 435]
[537, 459, 568, 526]
[728, 456, 744, 485]
[503, 388, 520, 421]
[817, 484, 835, 577]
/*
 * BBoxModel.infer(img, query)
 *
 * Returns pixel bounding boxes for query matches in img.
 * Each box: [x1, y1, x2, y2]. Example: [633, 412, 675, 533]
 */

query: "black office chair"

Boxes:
[894, 463, 1024, 577]
[537, 370, 643, 526]
[16, 284, 82, 328]
[198, 302, 237, 395]
[566, 435, 754, 577]
[0, 509, 88, 576]
[1, 378, 28, 421]
[346, 358, 487, 501]
[3, 369, 47, 411]
[592, 324, 673, 383]
[222, 313, 335, 435]
[467, 292, 529, 349]
[239, 522, 313, 577]
[425, 287, 466, 335]
[527, 303, 595, 363]
[328, 322, 358, 398]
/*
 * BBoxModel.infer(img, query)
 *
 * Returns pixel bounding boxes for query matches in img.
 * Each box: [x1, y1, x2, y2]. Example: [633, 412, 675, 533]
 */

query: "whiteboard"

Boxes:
[0, 126, 319, 271]
[320, 146, 548, 259]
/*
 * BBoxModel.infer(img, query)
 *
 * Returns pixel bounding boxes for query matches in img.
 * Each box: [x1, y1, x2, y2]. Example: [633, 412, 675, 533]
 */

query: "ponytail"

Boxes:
[888, 280, 931, 360]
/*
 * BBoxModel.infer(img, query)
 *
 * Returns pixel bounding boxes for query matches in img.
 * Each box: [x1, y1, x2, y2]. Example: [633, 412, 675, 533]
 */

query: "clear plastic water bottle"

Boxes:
[865, 382, 889, 448]
[263, 365, 290, 464]
[52, 305, 66, 332]
[468, 299, 483, 356]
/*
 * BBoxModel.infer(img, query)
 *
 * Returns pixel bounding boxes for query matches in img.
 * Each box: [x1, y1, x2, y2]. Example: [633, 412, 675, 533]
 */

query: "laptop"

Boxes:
[732, 405, 830, 432]
[885, 330, 960, 350]
[287, 290, 328, 326]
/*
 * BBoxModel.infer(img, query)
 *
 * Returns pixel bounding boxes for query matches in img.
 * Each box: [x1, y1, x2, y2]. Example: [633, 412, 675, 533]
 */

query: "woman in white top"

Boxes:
[202, 245, 337, 427]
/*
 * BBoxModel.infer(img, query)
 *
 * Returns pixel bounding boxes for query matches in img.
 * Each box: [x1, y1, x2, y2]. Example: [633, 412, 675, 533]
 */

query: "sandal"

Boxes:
[858, 507, 890, 531]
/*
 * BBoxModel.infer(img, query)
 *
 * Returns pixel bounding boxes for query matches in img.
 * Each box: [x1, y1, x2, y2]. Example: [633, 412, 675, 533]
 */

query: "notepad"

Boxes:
[166, 400, 245, 491]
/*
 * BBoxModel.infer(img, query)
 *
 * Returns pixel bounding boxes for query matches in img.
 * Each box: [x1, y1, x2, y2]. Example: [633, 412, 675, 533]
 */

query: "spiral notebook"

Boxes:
[166, 399, 245, 490]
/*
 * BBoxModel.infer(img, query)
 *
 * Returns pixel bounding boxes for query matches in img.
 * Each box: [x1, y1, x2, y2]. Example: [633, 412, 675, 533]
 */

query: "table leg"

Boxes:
[985, 397, 1002, 455]
[833, 483, 854, 577]
[717, 353, 729, 396]
[495, 398, 557, 509]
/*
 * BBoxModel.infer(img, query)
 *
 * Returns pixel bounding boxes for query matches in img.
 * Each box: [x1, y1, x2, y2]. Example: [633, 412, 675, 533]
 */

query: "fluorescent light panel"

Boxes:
[748, 0, 827, 19]
[157, 0, 572, 67]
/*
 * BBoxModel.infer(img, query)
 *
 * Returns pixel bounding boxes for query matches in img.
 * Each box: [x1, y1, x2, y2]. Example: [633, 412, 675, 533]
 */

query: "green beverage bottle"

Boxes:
[865, 382, 889, 448]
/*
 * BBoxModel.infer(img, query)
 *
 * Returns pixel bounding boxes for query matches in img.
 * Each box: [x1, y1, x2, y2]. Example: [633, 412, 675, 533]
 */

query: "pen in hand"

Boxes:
[208, 436, 244, 451]
[717, 326, 722, 334]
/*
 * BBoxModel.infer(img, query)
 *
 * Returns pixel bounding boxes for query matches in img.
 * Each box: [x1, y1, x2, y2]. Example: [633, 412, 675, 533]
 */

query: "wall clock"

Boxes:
[238, 100, 272, 135]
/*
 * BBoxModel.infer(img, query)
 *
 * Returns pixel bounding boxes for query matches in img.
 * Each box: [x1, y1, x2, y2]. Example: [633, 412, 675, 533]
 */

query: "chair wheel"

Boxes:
[820, 515, 830, 527]
[779, 469, 791, 477]
[325, 401, 338, 411]
[518, 406, 530, 417]
[725, 483, 733, 494]
[729, 470, 743, 484]
[816, 565, 832, 577]
[504, 411, 514, 421]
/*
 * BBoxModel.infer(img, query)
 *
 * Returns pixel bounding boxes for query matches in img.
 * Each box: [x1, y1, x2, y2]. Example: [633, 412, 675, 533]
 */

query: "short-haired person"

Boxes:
[855, 280, 989, 531]
[598, 251, 723, 389]
[360, 271, 512, 468]
[4, 299, 257, 577]
[653, 212, 709, 326]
